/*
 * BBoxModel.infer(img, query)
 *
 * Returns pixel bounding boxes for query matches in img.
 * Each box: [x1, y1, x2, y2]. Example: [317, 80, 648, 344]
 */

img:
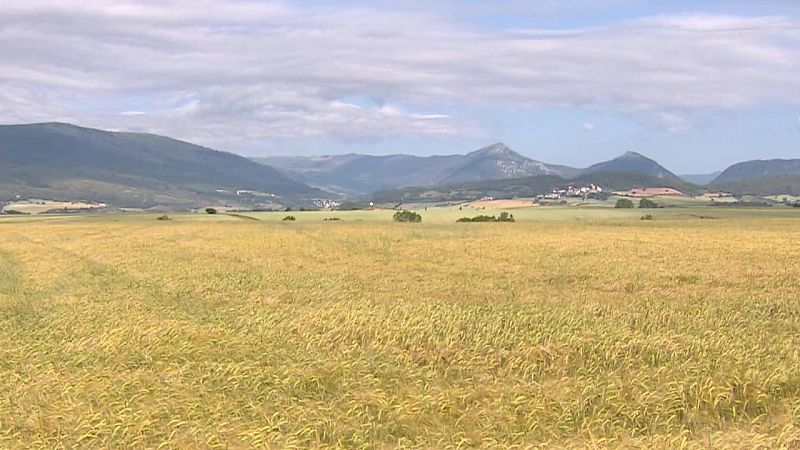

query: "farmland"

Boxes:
[1, 210, 799, 448]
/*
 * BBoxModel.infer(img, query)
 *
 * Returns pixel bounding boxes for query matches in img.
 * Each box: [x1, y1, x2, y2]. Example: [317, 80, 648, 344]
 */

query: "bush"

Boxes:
[393, 210, 422, 223]
[156, 215, 171, 221]
[282, 215, 296, 221]
[639, 198, 659, 209]
[641, 214, 654, 220]
[457, 215, 495, 222]
[205, 207, 217, 215]
[615, 198, 634, 209]
[498, 212, 515, 222]
[324, 217, 342, 221]
[457, 213, 515, 223]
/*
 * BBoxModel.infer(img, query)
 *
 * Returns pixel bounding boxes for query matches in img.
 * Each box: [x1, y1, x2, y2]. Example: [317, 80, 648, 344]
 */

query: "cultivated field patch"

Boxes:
[0, 214, 798, 448]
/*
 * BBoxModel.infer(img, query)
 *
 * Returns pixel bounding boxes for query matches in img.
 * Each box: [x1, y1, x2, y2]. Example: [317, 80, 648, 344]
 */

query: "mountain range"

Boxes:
[254, 144, 580, 195]
[1, 122, 798, 209]
[0, 123, 320, 208]
[256, 145, 677, 195]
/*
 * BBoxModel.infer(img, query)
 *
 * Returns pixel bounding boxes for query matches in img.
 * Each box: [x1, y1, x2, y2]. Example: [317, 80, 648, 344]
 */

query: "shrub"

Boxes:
[641, 214, 654, 220]
[205, 207, 217, 215]
[393, 210, 422, 223]
[282, 215, 296, 221]
[457, 213, 515, 223]
[457, 215, 495, 222]
[639, 198, 659, 209]
[615, 198, 634, 209]
[498, 212, 515, 222]
[156, 215, 171, 221]
[324, 217, 342, 221]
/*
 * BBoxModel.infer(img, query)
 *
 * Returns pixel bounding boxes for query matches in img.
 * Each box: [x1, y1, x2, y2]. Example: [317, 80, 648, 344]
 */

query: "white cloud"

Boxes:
[658, 112, 690, 134]
[0, 2, 799, 150]
[583, 122, 596, 131]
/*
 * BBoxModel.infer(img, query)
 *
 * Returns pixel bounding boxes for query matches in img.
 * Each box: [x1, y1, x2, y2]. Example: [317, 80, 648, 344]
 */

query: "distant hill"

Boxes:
[582, 151, 680, 179]
[680, 172, 721, 185]
[709, 175, 800, 196]
[369, 171, 701, 204]
[259, 147, 689, 197]
[712, 159, 800, 184]
[256, 143, 581, 195]
[0, 123, 321, 208]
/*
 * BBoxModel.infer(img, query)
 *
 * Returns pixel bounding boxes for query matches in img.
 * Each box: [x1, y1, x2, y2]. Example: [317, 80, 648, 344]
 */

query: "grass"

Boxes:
[0, 211, 799, 448]
[240, 204, 800, 223]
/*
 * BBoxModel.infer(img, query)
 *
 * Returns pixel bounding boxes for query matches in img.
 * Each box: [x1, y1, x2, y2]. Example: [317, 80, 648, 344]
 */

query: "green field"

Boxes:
[1, 209, 799, 448]
[241, 204, 800, 223]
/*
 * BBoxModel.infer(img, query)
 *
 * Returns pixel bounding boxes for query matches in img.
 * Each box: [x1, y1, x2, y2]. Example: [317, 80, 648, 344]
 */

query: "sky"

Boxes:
[1, 0, 799, 173]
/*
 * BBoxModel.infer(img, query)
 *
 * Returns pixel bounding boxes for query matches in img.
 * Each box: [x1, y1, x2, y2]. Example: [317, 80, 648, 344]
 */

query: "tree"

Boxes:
[639, 198, 659, 209]
[498, 212, 515, 222]
[205, 207, 218, 214]
[393, 210, 422, 223]
[615, 198, 634, 209]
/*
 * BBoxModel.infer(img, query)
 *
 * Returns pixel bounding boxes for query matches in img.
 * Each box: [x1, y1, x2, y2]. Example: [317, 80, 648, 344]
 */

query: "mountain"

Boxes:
[255, 143, 581, 195]
[0, 123, 321, 208]
[369, 171, 702, 204]
[582, 151, 680, 179]
[435, 143, 582, 184]
[709, 175, 800, 196]
[712, 159, 800, 184]
[680, 172, 721, 185]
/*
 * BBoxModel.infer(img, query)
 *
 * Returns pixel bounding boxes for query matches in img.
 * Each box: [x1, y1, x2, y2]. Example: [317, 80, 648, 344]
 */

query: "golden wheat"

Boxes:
[0, 214, 798, 448]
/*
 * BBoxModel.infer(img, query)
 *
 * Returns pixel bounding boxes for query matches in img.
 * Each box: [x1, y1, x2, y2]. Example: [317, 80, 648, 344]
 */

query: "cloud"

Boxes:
[583, 122, 596, 131]
[0, 2, 799, 150]
[658, 112, 690, 134]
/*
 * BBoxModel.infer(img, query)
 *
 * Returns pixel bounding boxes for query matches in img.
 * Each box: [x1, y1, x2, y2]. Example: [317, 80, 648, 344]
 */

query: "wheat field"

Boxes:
[0, 213, 799, 448]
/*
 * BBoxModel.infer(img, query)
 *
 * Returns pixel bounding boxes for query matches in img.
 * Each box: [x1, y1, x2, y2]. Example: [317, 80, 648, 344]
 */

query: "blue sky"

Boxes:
[1, 0, 799, 173]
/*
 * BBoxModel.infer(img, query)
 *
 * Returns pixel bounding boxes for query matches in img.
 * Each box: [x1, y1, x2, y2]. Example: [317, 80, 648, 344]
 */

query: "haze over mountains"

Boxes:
[679, 172, 722, 185]
[1, 122, 799, 209]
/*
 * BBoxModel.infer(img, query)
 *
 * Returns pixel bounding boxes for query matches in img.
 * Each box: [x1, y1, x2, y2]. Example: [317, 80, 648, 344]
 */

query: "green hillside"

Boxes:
[709, 175, 800, 196]
[713, 159, 800, 183]
[0, 123, 322, 208]
[368, 171, 702, 203]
